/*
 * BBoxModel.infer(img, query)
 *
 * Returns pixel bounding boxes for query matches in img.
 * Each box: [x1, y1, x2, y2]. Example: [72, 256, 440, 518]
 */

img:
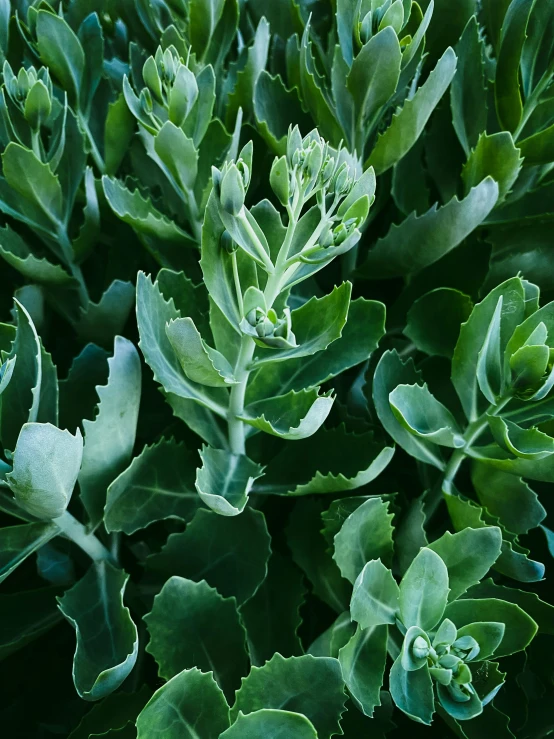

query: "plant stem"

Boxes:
[31, 129, 41, 159]
[54, 510, 115, 563]
[228, 335, 256, 454]
[78, 112, 106, 175]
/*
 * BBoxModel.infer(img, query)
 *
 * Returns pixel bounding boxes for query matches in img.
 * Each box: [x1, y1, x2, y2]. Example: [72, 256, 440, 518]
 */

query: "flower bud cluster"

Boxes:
[3, 61, 53, 130]
[132, 45, 199, 130]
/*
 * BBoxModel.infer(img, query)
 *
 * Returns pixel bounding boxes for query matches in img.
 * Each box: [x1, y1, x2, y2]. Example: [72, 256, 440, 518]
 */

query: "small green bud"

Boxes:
[162, 47, 177, 84]
[287, 125, 303, 165]
[320, 156, 335, 185]
[331, 162, 352, 195]
[24, 79, 52, 130]
[143, 56, 163, 104]
[306, 140, 323, 180]
[270, 155, 290, 205]
[219, 163, 246, 216]
[140, 88, 153, 115]
[220, 230, 237, 254]
[17, 67, 29, 100]
[412, 636, 430, 660]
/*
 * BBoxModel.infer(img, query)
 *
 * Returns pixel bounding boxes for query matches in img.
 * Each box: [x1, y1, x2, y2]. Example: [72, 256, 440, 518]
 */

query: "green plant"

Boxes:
[1, 1, 554, 738]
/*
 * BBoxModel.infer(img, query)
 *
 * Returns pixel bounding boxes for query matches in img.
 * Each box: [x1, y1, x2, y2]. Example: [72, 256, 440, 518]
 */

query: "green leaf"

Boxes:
[189, 0, 225, 60]
[399, 548, 449, 630]
[104, 93, 135, 176]
[221, 710, 318, 738]
[102, 178, 193, 243]
[36, 10, 84, 108]
[445, 491, 545, 582]
[104, 438, 200, 535]
[241, 388, 334, 440]
[456, 622, 505, 661]
[154, 122, 198, 192]
[145, 576, 248, 699]
[68, 687, 151, 739]
[0, 225, 73, 285]
[262, 426, 394, 496]
[225, 17, 270, 127]
[452, 277, 525, 421]
[367, 47, 457, 174]
[240, 551, 305, 666]
[462, 132, 523, 202]
[166, 316, 236, 387]
[451, 16, 488, 155]
[373, 350, 444, 469]
[443, 598, 537, 657]
[253, 71, 312, 155]
[146, 507, 270, 605]
[2, 143, 63, 226]
[247, 298, 385, 399]
[389, 656, 434, 725]
[389, 383, 464, 448]
[0, 521, 59, 583]
[79, 337, 141, 529]
[136, 668, 230, 739]
[518, 123, 554, 166]
[347, 28, 402, 147]
[7, 423, 83, 520]
[0, 586, 62, 660]
[437, 681, 482, 721]
[287, 499, 350, 614]
[76, 280, 135, 348]
[58, 561, 138, 701]
[495, 0, 534, 132]
[338, 624, 388, 717]
[488, 415, 554, 459]
[466, 579, 554, 635]
[358, 178, 498, 279]
[471, 463, 546, 535]
[333, 498, 395, 583]
[231, 654, 346, 739]
[350, 559, 400, 629]
[427, 528, 502, 601]
[308, 611, 355, 659]
[405, 288, 473, 358]
[252, 283, 352, 366]
[195, 445, 264, 516]
[136, 272, 228, 417]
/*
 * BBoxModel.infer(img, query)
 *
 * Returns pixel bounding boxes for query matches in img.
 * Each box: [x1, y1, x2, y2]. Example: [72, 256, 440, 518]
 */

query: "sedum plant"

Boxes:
[375, 276, 554, 582]
[136, 126, 390, 515]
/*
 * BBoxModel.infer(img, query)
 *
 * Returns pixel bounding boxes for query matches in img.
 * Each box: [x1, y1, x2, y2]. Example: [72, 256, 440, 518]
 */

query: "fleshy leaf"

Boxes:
[57, 561, 138, 701]
[79, 337, 141, 529]
[231, 654, 347, 739]
[488, 416, 554, 460]
[338, 624, 388, 718]
[241, 388, 334, 440]
[0, 586, 62, 660]
[166, 317, 236, 387]
[136, 668, 230, 739]
[0, 521, 59, 583]
[104, 438, 200, 535]
[389, 656, 434, 725]
[195, 445, 264, 516]
[351, 560, 400, 629]
[221, 710, 318, 738]
[389, 383, 464, 448]
[427, 527, 503, 601]
[399, 548, 449, 630]
[7, 423, 83, 520]
[333, 498, 395, 584]
[404, 288, 473, 358]
[144, 576, 248, 699]
[146, 507, 270, 605]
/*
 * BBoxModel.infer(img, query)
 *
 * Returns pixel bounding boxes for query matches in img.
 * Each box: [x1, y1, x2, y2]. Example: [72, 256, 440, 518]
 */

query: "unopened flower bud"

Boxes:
[412, 636, 430, 660]
[219, 163, 246, 216]
[140, 88, 153, 114]
[220, 230, 237, 254]
[143, 56, 163, 103]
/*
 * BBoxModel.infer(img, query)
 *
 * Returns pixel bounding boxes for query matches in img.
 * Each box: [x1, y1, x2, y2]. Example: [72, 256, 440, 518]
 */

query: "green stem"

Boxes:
[78, 112, 106, 174]
[441, 396, 512, 496]
[513, 63, 554, 141]
[56, 226, 89, 309]
[228, 335, 256, 454]
[31, 129, 41, 159]
[54, 510, 115, 563]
